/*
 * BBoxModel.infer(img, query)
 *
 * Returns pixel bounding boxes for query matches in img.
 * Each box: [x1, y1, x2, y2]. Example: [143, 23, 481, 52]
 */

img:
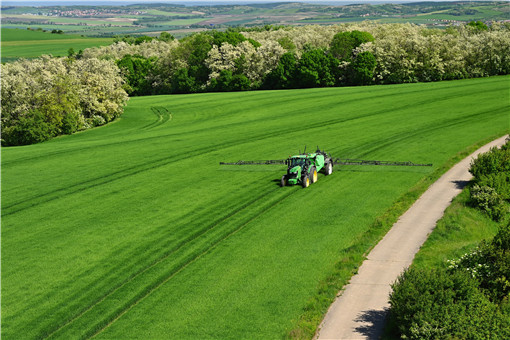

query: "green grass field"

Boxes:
[2, 14, 135, 26]
[2, 77, 509, 339]
[1, 28, 113, 62]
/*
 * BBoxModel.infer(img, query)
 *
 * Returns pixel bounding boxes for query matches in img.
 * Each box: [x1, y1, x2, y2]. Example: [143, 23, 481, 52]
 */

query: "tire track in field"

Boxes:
[43, 105, 500, 317]
[53, 96, 490, 337]
[29, 176, 274, 332]
[3, 85, 478, 217]
[21, 175, 275, 333]
[141, 106, 172, 130]
[344, 107, 506, 160]
[42, 177, 299, 339]
[24, 92, 473, 335]
[2, 76, 489, 167]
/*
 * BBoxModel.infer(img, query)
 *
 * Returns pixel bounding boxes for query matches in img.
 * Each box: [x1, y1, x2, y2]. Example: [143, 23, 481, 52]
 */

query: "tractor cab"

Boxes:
[282, 152, 329, 187]
[285, 155, 309, 185]
[289, 156, 306, 168]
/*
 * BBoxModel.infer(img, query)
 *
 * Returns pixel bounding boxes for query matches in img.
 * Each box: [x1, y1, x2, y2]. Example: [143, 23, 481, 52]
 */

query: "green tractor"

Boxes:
[219, 147, 432, 189]
[281, 150, 333, 188]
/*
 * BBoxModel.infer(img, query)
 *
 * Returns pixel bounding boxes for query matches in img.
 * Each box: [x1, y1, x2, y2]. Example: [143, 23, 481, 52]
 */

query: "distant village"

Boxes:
[47, 8, 146, 18]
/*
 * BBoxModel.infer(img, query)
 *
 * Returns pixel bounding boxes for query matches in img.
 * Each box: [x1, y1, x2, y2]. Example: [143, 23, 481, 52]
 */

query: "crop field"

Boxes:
[2, 76, 509, 339]
[1, 28, 114, 62]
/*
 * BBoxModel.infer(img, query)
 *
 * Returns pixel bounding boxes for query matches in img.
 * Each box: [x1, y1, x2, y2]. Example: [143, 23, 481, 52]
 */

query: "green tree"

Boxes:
[159, 31, 174, 42]
[467, 21, 489, 32]
[209, 69, 234, 92]
[212, 30, 247, 47]
[185, 33, 215, 85]
[262, 52, 297, 89]
[296, 49, 339, 88]
[277, 36, 296, 52]
[349, 51, 377, 85]
[209, 70, 250, 92]
[171, 68, 197, 94]
[134, 36, 154, 45]
[1, 110, 55, 146]
[116, 54, 156, 96]
[330, 30, 375, 61]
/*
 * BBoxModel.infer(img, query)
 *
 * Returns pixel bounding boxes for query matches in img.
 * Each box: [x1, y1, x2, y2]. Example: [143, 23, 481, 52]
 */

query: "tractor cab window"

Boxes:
[290, 158, 306, 167]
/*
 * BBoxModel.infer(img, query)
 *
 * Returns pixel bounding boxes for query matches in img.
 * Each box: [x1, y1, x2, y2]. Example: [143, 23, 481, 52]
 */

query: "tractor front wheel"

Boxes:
[301, 175, 310, 188]
[280, 175, 287, 187]
[310, 166, 318, 184]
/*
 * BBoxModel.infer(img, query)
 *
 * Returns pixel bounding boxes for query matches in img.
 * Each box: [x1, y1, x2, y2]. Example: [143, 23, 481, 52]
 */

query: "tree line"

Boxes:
[84, 21, 509, 96]
[2, 21, 509, 145]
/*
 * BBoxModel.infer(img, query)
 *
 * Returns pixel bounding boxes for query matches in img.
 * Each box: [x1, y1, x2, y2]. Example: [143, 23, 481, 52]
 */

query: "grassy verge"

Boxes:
[412, 189, 501, 270]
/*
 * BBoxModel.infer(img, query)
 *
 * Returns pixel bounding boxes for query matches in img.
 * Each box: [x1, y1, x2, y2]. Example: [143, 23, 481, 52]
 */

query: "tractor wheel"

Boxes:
[325, 161, 333, 176]
[310, 167, 318, 184]
[280, 175, 287, 187]
[301, 175, 310, 188]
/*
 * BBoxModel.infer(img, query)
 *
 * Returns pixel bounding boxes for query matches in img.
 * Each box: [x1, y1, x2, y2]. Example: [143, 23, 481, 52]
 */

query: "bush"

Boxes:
[469, 144, 510, 179]
[1, 110, 55, 146]
[388, 267, 510, 339]
[451, 223, 510, 302]
[478, 172, 510, 201]
[468, 140, 510, 220]
[470, 184, 506, 221]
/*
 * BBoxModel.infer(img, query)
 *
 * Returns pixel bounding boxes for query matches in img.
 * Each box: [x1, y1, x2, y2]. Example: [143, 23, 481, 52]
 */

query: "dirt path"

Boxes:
[316, 135, 509, 340]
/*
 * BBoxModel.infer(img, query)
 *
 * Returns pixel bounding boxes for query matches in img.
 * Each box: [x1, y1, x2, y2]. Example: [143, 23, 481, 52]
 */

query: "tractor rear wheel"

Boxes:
[310, 166, 318, 184]
[280, 175, 287, 187]
[325, 161, 333, 175]
[301, 175, 310, 188]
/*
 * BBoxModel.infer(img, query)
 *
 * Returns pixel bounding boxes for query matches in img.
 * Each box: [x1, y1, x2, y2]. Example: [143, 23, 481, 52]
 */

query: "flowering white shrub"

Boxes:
[447, 249, 492, 280]
[70, 58, 129, 123]
[82, 39, 179, 60]
[206, 40, 285, 83]
[1, 56, 128, 145]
